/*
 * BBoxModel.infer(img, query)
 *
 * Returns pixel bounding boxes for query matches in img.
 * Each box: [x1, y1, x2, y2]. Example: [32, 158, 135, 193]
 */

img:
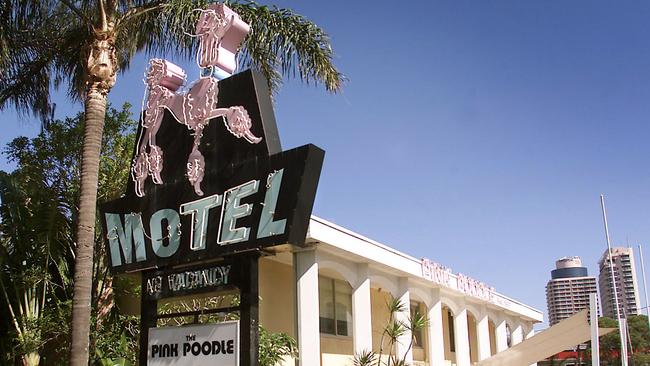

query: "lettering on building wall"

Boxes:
[421, 258, 497, 303]
[456, 273, 495, 302]
[421, 258, 451, 286]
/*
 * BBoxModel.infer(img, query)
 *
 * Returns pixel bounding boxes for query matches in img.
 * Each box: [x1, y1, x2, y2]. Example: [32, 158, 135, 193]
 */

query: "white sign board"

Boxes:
[148, 321, 239, 366]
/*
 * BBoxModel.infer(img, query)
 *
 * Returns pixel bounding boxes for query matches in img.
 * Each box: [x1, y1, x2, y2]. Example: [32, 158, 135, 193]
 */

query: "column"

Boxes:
[352, 264, 372, 355]
[426, 289, 445, 366]
[476, 310, 491, 361]
[494, 319, 508, 353]
[525, 326, 535, 340]
[453, 304, 471, 366]
[395, 278, 413, 364]
[511, 324, 524, 345]
[294, 250, 321, 366]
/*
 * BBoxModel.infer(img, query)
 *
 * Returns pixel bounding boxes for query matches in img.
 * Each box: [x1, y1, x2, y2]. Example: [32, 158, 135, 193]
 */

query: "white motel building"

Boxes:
[256, 216, 543, 366]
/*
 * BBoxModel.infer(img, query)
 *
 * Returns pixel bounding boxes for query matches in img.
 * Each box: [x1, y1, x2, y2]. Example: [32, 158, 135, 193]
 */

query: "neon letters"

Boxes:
[105, 169, 285, 268]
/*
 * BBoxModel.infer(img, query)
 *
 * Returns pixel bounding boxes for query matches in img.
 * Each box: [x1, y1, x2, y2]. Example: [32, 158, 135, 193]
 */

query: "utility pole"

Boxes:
[600, 195, 628, 366]
[638, 244, 650, 334]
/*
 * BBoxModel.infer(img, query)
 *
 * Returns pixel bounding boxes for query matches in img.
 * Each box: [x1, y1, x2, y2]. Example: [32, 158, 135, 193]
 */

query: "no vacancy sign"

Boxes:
[148, 321, 239, 366]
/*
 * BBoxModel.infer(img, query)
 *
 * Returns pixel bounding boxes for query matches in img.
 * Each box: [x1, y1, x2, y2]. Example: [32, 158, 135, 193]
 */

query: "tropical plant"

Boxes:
[590, 315, 650, 365]
[353, 350, 378, 366]
[0, 155, 74, 366]
[1, 1, 343, 364]
[93, 312, 139, 366]
[353, 297, 428, 366]
[0, 104, 137, 365]
[632, 352, 650, 364]
[259, 325, 298, 366]
[626, 314, 650, 353]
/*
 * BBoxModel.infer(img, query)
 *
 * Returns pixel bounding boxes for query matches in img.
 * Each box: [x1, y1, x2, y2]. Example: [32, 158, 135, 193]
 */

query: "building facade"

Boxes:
[598, 247, 641, 318]
[545, 256, 598, 326]
[256, 216, 543, 366]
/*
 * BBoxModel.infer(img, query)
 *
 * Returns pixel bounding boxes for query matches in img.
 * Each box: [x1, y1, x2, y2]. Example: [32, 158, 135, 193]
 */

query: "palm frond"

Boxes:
[116, 0, 344, 93]
[115, 0, 206, 64]
[0, 2, 89, 120]
[54, 25, 93, 102]
[1, 0, 344, 121]
[231, 1, 345, 93]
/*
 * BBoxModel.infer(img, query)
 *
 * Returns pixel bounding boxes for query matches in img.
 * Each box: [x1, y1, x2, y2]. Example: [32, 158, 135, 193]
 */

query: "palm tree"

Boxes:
[0, 1, 343, 365]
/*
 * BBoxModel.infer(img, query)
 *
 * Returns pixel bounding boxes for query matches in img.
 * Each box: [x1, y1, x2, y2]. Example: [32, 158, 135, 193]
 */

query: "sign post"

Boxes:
[100, 5, 324, 365]
[239, 254, 259, 366]
[139, 272, 158, 366]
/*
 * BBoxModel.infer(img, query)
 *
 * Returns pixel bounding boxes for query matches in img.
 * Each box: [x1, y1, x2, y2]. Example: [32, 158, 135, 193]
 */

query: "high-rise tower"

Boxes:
[598, 247, 640, 318]
[546, 256, 599, 326]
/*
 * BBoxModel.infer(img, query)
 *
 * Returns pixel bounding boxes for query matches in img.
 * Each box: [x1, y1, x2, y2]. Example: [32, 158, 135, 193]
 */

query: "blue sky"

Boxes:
[3, 0, 650, 327]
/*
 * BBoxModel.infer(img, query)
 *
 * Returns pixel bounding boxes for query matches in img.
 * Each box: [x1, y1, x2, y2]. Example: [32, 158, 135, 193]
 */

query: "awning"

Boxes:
[477, 309, 615, 366]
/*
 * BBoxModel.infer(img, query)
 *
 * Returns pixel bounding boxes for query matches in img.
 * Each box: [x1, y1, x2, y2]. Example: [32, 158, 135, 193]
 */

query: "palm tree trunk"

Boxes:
[69, 86, 107, 366]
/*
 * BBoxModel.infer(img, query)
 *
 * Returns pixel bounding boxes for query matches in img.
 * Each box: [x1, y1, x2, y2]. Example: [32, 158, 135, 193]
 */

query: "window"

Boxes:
[447, 309, 455, 352]
[410, 303, 424, 347]
[319, 277, 352, 336]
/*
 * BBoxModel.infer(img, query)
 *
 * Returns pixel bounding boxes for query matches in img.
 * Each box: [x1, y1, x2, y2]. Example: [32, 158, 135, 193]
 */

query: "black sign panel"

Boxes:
[144, 260, 241, 301]
[100, 70, 324, 274]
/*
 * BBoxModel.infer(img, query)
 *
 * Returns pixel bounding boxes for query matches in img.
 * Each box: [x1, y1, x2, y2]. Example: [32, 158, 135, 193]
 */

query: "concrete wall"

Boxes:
[259, 258, 296, 337]
[259, 258, 297, 366]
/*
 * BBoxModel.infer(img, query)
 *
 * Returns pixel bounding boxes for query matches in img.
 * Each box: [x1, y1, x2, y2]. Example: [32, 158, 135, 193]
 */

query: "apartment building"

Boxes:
[546, 256, 598, 326]
[599, 247, 640, 318]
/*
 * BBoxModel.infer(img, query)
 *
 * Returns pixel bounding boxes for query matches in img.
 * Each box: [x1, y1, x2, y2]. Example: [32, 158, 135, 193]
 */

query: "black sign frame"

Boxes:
[139, 254, 260, 366]
[102, 144, 323, 274]
[100, 70, 324, 275]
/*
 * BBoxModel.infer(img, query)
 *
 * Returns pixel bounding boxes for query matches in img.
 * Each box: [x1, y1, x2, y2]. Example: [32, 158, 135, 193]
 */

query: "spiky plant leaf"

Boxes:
[386, 297, 407, 315]
[353, 350, 377, 366]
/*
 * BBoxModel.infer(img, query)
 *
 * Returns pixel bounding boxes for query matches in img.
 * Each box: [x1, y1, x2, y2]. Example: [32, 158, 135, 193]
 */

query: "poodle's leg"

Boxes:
[186, 131, 206, 196]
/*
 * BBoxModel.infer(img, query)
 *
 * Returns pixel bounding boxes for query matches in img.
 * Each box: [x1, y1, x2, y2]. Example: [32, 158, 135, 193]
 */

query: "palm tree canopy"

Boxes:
[0, 0, 344, 121]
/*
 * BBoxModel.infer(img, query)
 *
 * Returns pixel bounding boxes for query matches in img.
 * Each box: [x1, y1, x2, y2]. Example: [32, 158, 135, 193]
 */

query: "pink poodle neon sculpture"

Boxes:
[132, 4, 261, 197]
